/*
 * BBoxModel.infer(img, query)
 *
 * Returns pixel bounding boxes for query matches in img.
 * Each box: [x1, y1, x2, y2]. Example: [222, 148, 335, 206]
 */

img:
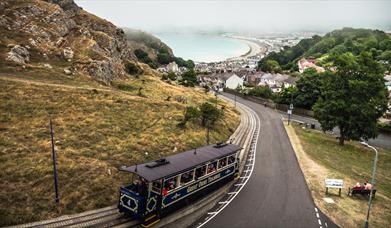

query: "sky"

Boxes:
[75, 0, 391, 34]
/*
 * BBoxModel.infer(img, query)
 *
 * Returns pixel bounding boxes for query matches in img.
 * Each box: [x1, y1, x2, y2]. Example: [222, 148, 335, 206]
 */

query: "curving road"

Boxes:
[195, 93, 338, 228]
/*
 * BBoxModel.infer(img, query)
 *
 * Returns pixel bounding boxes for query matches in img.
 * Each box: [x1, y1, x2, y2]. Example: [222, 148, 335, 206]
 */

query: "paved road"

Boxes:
[198, 93, 337, 228]
[279, 111, 391, 150]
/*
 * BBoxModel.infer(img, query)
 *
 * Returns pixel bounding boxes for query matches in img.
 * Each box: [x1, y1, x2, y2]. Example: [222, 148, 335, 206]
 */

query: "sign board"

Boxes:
[325, 179, 344, 188]
[289, 104, 294, 110]
[287, 109, 292, 115]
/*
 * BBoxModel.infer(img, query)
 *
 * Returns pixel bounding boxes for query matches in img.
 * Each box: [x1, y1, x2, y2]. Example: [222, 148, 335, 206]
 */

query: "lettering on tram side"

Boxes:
[187, 184, 198, 193]
[163, 166, 235, 207]
[208, 173, 221, 183]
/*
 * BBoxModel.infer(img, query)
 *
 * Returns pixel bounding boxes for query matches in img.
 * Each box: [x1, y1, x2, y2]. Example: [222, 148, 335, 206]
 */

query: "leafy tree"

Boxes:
[157, 53, 172, 65]
[167, 72, 177, 81]
[294, 68, 323, 109]
[313, 52, 388, 145]
[180, 69, 197, 87]
[248, 86, 273, 99]
[259, 59, 282, 73]
[199, 102, 222, 128]
[182, 106, 200, 126]
[134, 49, 158, 69]
[274, 86, 298, 105]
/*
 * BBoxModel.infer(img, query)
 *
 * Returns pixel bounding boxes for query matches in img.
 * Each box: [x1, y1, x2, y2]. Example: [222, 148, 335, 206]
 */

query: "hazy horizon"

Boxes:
[75, 0, 391, 35]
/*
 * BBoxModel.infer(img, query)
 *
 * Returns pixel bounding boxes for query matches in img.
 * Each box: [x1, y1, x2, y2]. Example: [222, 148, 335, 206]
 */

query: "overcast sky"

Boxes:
[75, 0, 391, 34]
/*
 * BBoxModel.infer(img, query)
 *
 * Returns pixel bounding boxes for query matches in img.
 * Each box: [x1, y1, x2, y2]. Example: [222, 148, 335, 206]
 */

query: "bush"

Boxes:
[124, 62, 143, 76]
[179, 69, 197, 87]
[247, 86, 273, 99]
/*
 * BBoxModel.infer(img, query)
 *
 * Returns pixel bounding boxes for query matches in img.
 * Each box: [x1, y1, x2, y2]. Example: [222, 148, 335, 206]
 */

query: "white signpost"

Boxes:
[325, 178, 344, 196]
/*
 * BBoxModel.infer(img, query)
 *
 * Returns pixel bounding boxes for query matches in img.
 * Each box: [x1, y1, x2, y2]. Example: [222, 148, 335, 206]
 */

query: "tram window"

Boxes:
[195, 165, 206, 179]
[207, 161, 217, 174]
[163, 177, 177, 192]
[228, 155, 235, 164]
[180, 170, 194, 185]
[218, 157, 227, 169]
[152, 180, 162, 193]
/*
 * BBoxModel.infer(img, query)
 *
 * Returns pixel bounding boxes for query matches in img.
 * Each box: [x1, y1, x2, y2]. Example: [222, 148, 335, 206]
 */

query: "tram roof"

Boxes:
[119, 143, 242, 182]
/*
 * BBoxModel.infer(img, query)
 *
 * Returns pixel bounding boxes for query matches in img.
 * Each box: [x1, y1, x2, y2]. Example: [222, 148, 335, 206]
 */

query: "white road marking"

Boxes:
[316, 212, 320, 218]
[234, 183, 244, 186]
[239, 176, 248, 179]
[218, 201, 228, 204]
[228, 192, 238, 195]
[315, 207, 318, 212]
[318, 219, 322, 225]
[325, 222, 328, 227]
[207, 212, 217, 215]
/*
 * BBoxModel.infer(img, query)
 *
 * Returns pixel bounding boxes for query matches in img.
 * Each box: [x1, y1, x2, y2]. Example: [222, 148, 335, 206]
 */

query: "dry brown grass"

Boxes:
[285, 123, 391, 228]
[0, 72, 239, 226]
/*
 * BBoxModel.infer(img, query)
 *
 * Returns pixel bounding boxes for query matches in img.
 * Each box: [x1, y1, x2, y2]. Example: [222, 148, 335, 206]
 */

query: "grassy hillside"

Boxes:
[0, 69, 239, 226]
[286, 123, 391, 227]
[259, 28, 391, 72]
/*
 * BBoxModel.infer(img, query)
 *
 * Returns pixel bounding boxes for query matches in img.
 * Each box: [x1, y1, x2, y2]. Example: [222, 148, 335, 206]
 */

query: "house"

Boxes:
[245, 72, 263, 86]
[225, 74, 244, 90]
[167, 62, 179, 73]
[298, 58, 325, 73]
[257, 72, 298, 93]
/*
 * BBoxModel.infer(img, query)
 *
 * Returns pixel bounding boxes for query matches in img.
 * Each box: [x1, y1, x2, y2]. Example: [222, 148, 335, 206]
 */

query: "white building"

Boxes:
[225, 74, 244, 90]
[167, 62, 179, 73]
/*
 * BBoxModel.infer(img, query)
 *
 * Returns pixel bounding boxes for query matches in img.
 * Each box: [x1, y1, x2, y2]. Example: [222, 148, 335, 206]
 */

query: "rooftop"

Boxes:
[120, 143, 242, 181]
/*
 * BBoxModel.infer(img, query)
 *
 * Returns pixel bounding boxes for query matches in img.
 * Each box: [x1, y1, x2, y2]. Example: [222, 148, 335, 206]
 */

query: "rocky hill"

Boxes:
[0, 0, 150, 85]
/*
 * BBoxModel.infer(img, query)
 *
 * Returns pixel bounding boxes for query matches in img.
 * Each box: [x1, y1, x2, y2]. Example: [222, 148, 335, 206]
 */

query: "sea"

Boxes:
[154, 33, 250, 63]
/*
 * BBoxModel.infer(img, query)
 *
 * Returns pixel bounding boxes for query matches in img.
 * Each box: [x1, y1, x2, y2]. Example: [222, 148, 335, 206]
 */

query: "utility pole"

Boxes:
[288, 93, 293, 125]
[206, 120, 210, 145]
[50, 119, 60, 204]
[360, 142, 378, 228]
[234, 93, 237, 108]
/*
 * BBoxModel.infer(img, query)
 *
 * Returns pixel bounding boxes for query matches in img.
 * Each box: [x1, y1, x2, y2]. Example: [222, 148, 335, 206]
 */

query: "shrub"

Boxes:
[124, 62, 143, 76]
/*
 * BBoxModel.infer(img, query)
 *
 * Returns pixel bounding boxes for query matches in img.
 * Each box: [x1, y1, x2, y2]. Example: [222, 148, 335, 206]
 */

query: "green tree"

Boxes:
[181, 106, 200, 126]
[199, 102, 222, 128]
[274, 86, 298, 105]
[180, 69, 198, 87]
[248, 86, 273, 99]
[294, 68, 322, 109]
[167, 72, 177, 81]
[259, 59, 282, 73]
[157, 53, 172, 64]
[313, 52, 388, 145]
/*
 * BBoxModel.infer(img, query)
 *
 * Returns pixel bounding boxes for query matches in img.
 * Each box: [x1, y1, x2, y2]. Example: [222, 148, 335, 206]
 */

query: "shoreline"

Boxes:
[224, 35, 264, 61]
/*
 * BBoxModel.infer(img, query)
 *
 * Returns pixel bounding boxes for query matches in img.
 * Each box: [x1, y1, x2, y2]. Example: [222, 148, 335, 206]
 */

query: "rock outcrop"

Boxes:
[6, 45, 30, 64]
[1, 0, 142, 85]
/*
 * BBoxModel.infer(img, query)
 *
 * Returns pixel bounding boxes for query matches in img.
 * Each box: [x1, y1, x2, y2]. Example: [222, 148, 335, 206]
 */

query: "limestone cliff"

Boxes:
[0, 0, 150, 84]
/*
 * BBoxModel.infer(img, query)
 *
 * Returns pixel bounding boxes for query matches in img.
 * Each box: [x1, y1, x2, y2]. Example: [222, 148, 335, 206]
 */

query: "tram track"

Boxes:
[11, 95, 256, 228]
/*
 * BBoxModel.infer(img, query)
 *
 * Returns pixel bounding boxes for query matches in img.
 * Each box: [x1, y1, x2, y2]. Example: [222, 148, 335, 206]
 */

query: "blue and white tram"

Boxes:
[118, 142, 241, 225]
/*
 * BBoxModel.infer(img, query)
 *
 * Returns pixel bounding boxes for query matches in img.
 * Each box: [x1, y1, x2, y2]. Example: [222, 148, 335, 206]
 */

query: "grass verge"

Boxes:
[284, 122, 391, 227]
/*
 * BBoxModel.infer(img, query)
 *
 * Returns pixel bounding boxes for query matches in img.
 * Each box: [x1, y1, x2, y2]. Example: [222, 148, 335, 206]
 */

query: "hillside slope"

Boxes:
[259, 28, 391, 72]
[0, 0, 240, 225]
[1, 0, 139, 84]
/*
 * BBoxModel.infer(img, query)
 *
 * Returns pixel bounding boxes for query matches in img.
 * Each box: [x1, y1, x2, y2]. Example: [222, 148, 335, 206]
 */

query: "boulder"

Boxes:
[63, 47, 74, 60]
[64, 68, 72, 75]
[44, 63, 53, 69]
[6, 45, 30, 64]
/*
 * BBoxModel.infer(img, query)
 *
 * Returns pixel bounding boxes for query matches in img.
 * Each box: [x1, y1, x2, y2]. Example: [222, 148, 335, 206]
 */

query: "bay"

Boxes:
[154, 33, 250, 63]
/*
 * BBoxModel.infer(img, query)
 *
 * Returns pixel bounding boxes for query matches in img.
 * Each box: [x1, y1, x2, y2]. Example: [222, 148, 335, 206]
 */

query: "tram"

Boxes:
[118, 142, 241, 225]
